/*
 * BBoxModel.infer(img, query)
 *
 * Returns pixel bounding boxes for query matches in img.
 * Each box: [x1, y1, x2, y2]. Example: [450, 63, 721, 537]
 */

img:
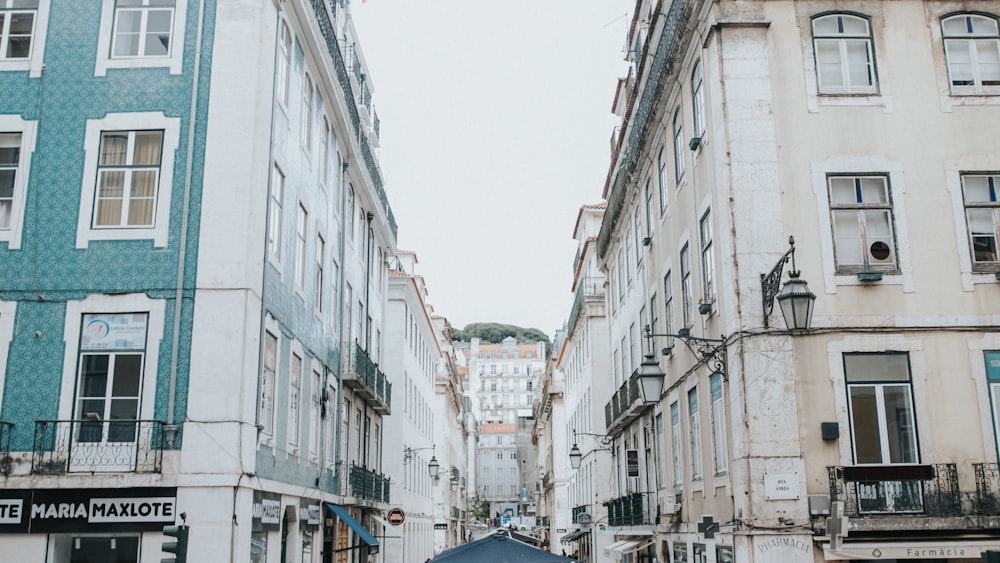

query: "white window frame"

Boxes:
[688, 387, 702, 481]
[960, 173, 1000, 272]
[92, 129, 164, 229]
[673, 107, 685, 182]
[0, 114, 37, 249]
[699, 210, 715, 304]
[294, 203, 307, 292]
[315, 232, 325, 315]
[710, 373, 727, 475]
[0, 300, 15, 410]
[942, 13, 1000, 96]
[302, 72, 314, 153]
[828, 174, 898, 274]
[275, 19, 292, 108]
[670, 400, 683, 489]
[811, 13, 878, 95]
[94, 0, 187, 76]
[844, 352, 918, 466]
[680, 243, 693, 328]
[288, 348, 303, 453]
[0, 0, 48, 76]
[57, 293, 164, 423]
[76, 112, 179, 248]
[691, 60, 706, 137]
[657, 146, 669, 214]
[309, 366, 321, 460]
[264, 167, 283, 271]
[259, 325, 278, 441]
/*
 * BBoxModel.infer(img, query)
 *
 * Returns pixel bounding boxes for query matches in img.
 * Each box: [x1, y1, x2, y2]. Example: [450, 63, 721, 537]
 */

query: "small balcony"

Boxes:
[974, 462, 1000, 515]
[342, 342, 391, 415]
[604, 377, 643, 434]
[349, 464, 390, 503]
[32, 419, 165, 474]
[603, 492, 655, 527]
[572, 504, 588, 523]
[0, 421, 12, 475]
[828, 464, 961, 517]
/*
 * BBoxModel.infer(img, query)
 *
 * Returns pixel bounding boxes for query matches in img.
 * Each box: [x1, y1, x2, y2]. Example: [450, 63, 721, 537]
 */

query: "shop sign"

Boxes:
[434, 523, 448, 530]
[764, 472, 799, 500]
[0, 488, 176, 533]
[252, 491, 281, 532]
[825, 541, 1000, 560]
[298, 500, 320, 529]
[626, 449, 639, 477]
[986, 351, 1000, 381]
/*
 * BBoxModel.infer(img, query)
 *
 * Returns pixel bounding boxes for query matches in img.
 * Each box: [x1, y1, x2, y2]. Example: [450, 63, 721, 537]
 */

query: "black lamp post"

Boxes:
[635, 353, 666, 404]
[762, 236, 816, 331]
[569, 443, 582, 470]
[428, 455, 440, 479]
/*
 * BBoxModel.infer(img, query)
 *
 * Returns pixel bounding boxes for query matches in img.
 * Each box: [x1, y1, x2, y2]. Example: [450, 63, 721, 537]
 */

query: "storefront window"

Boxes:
[47, 534, 140, 563]
[251, 531, 268, 563]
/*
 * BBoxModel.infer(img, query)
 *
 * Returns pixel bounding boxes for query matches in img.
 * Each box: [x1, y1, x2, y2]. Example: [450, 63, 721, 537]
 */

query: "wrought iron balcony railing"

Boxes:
[342, 342, 392, 415]
[828, 464, 961, 517]
[0, 421, 12, 475]
[603, 377, 643, 434]
[603, 492, 655, 527]
[349, 463, 390, 503]
[32, 419, 165, 474]
[974, 462, 1000, 515]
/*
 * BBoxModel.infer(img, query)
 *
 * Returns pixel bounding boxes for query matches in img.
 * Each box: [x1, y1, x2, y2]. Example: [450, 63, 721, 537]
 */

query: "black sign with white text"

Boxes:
[0, 488, 177, 533]
[626, 449, 640, 477]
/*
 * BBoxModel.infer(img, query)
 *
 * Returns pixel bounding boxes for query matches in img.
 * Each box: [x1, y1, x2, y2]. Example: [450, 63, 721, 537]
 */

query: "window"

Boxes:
[48, 535, 141, 563]
[309, 368, 321, 458]
[260, 330, 277, 437]
[829, 175, 897, 272]
[644, 178, 653, 237]
[845, 353, 917, 465]
[942, 13, 1000, 95]
[710, 373, 727, 474]
[0, 117, 37, 249]
[0, 0, 35, 60]
[302, 73, 314, 151]
[962, 174, 999, 270]
[700, 211, 716, 303]
[663, 270, 673, 347]
[315, 233, 325, 312]
[670, 401, 682, 488]
[680, 245, 693, 327]
[275, 20, 292, 106]
[673, 108, 685, 182]
[688, 387, 702, 480]
[347, 185, 355, 241]
[657, 146, 668, 214]
[812, 13, 877, 94]
[77, 113, 179, 248]
[649, 294, 658, 338]
[268, 164, 284, 260]
[294, 204, 307, 291]
[110, 0, 174, 58]
[692, 60, 706, 137]
[321, 116, 331, 186]
[0, 0, 48, 76]
[95, 0, 186, 76]
[288, 353, 302, 449]
[633, 207, 642, 264]
[93, 130, 163, 228]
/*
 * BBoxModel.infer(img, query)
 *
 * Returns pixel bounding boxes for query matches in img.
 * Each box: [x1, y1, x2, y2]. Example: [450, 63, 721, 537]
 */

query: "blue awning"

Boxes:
[325, 503, 379, 554]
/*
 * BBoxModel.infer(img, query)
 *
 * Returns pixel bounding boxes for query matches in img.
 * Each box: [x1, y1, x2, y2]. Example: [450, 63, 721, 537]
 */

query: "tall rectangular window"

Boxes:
[812, 13, 877, 94]
[644, 178, 654, 237]
[0, 0, 36, 60]
[710, 373, 727, 475]
[649, 294, 658, 338]
[688, 387, 702, 480]
[663, 271, 673, 348]
[692, 60, 706, 136]
[288, 353, 302, 449]
[294, 204, 307, 290]
[321, 116, 331, 186]
[110, 0, 174, 58]
[315, 233, 325, 313]
[268, 165, 284, 260]
[275, 20, 291, 105]
[700, 210, 715, 302]
[829, 175, 897, 272]
[942, 14, 1000, 95]
[633, 207, 642, 265]
[680, 245, 693, 328]
[0, 132, 20, 229]
[845, 353, 917, 465]
[302, 73, 314, 151]
[94, 130, 163, 228]
[657, 146, 668, 214]
[962, 174, 999, 270]
[673, 108, 685, 182]
[309, 367, 321, 458]
[260, 331, 277, 436]
[670, 401, 682, 488]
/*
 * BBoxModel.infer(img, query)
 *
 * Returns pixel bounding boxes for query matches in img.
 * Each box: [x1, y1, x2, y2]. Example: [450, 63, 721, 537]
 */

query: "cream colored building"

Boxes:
[592, 1, 1000, 562]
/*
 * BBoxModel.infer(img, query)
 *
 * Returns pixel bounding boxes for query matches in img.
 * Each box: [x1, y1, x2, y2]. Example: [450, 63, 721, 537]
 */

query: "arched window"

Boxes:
[812, 13, 877, 94]
[942, 13, 1000, 94]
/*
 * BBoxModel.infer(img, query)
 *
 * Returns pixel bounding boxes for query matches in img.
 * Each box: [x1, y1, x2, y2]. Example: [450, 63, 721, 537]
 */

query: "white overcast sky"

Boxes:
[351, 1, 633, 337]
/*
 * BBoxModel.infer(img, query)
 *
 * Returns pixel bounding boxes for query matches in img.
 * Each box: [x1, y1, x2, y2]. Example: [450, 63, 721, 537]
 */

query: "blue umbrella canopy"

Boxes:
[432, 531, 576, 563]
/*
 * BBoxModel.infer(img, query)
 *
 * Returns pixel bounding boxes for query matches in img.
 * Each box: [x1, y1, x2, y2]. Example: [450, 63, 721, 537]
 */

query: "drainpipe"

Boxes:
[165, 0, 207, 449]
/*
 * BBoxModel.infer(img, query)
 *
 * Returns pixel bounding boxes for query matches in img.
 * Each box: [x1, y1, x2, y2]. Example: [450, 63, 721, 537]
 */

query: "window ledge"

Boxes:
[856, 272, 883, 282]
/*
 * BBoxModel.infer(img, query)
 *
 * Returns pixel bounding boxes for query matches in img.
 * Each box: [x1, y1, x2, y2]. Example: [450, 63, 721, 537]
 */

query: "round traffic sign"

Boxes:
[386, 508, 405, 525]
